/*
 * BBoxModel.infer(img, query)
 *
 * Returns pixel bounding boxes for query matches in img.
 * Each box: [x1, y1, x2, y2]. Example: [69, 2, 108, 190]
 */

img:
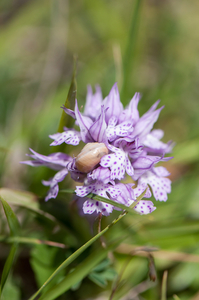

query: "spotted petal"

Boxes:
[88, 167, 113, 184]
[100, 146, 134, 180]
[133, 183, 152, 198]
[133, 200, 156, 215]
[139, 167, 171, 201]
[42, 168, 68, 201]
[83, 199, 113, 216]
[49, 130, 80, 146]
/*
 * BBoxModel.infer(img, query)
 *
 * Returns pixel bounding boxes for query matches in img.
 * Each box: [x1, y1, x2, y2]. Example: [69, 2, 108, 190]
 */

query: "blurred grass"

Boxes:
[0, 0, 199, 299]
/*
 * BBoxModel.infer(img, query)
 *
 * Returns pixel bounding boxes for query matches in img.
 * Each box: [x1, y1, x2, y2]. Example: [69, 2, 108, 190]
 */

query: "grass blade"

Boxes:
[0, 244, 18, 292]
[0, 197, 20, 237]
[161, 270, 168, 300]
[28, 188, 147, 300]
[39, 239, 122, 300]
[57, 56, 77, 132]
[0, 197, 20, 294]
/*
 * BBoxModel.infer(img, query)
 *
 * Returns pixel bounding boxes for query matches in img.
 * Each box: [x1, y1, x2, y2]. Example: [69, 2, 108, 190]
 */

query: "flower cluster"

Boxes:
[22, 83, 173, 216]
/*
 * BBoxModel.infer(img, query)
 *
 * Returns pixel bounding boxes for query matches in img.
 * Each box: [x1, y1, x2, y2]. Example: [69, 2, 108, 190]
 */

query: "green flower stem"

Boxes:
[39, 239, 122, 300]
[0, 236, 66, 248]
[60, 187, 147, 215]
[161, 270, 168, 300]
[28, 188, 147, 300]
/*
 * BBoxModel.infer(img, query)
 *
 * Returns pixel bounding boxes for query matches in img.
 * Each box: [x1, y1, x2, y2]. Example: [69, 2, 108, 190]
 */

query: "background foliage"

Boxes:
[0, 0, 199, 299]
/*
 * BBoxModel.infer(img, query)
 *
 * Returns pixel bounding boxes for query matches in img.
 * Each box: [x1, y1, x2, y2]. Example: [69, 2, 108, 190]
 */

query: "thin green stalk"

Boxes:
[0, 236, 66, 248]
[60, 187, 147, 215]
[39, 239, 122, 300]
[161, 270, 168, 300]
[29, 189, 147, 300]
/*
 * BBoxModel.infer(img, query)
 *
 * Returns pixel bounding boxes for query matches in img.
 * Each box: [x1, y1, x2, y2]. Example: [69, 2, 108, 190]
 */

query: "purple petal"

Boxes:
[21, 149, 72, 170]
[114, 183, 135, 206]
[41, 169, 68, 202]
[84, 85, 103, 120]
[132, 155, 161, 180]
[50, 130, 80, 146]
[143, 133, 172, 154]
[151, 129, 164, 139]
[75, 99, 94, 143]
[119, 92, 140, 124]
[88, 167, 112, 184]
[104, 83, 123, 123]
[89, 106, 108, 143]
[44, 184, 59, 202]
[61, 105, 76, 119]
[132, 105, 164, 140]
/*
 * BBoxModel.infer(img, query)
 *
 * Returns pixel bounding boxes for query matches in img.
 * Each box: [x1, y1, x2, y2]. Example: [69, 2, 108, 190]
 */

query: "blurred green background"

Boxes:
[0, 0, 199, 299]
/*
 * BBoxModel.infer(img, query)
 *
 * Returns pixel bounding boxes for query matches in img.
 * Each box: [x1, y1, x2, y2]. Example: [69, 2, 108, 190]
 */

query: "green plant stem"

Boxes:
[39, 239, 122, 300]
[60, 187, 147, 214]
[29, 188, 147, 300]
[161, 270, 168, 300]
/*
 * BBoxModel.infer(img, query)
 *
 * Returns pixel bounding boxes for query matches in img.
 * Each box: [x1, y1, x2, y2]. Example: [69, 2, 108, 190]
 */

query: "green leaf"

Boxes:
[30, 245, 65, 292]
[28, 188, 147, 300]
[0, 244, 18, 293]
[39, 239, 122, 300]
[0, 188, 62, 225]
[0, 275, 20, 300]
[89, 268, 117, 288]
[91, 258, 111, 272]
[0, 197, 20, 237]
[88, 272, 108, 288]
[0, 235, 66, 249]
[57, 57, 77, 132]
[0, 197, 20, 294]
[88, 259, 117, 288]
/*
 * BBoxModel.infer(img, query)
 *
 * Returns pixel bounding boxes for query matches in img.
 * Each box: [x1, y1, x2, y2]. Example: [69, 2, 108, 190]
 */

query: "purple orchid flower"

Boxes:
[22, 83, 173, 216]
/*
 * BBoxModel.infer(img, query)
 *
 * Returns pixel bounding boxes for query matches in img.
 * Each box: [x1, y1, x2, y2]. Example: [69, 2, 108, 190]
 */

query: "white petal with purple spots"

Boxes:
[153, 166, 170, 177]
[75, 185, 93, 197]
[50, 130, 80, 146]
[133, 200, 156, 215]
[125, 157, 134, 176]
[100, 151, 126, 180]
[133, 183, 152, 198]
[115, 120, 133, 136]
[100, 145, 133, 180]
[139, 168, 171, 201]
[83, 199, 113, 216]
